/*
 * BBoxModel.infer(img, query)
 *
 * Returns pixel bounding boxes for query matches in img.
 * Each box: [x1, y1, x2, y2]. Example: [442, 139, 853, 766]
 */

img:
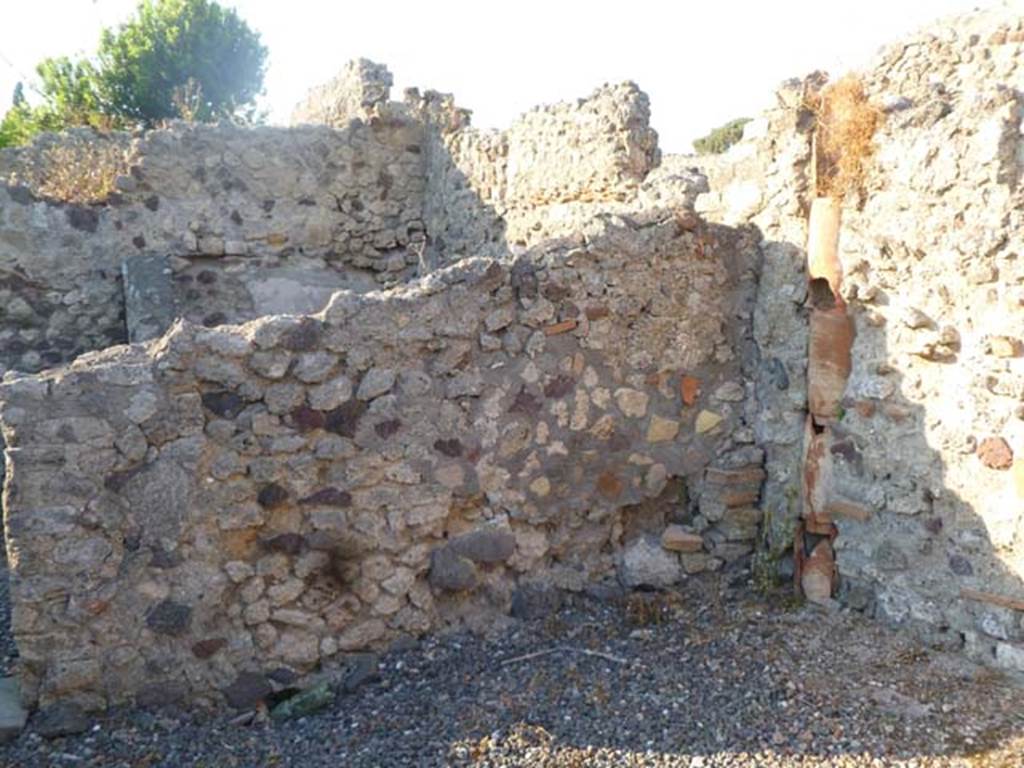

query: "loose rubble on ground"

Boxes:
[1, 571, 1023, 767]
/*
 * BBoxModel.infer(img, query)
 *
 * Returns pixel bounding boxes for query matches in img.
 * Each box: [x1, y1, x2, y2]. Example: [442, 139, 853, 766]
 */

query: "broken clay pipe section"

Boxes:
[806, 197, 844, 305]
[799, 197, 855, 605]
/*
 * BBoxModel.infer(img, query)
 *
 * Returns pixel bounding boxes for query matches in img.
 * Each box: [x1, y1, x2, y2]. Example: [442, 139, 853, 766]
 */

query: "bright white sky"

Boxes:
[0, 0, 995, 152]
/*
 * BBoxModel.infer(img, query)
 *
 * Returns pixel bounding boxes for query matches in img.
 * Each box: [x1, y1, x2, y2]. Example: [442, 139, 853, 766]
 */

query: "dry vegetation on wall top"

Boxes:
[3, 132, 137, 204]
[811, 74, 882, 199]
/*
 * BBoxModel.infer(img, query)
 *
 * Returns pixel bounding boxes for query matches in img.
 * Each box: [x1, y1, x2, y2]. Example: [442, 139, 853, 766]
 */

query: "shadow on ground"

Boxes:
[0, 578, 1022, 767]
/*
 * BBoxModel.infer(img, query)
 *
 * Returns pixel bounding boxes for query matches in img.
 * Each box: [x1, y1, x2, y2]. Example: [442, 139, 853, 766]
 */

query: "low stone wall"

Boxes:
[0, 64, 700, 540]
[0, 211, 763, 710]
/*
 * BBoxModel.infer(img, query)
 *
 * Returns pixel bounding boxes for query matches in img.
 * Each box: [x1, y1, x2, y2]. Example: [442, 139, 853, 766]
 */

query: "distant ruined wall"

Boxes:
[0, 210, 764, 710]
[2, 57, 672, 380]
[698, 6, 1024, 670]
[0, 185, 127, 377]
[0, 117, 430, 519]
[291, 59, 395, 129]
[295, 68, 665, 261]
[1, 119, 427, 377]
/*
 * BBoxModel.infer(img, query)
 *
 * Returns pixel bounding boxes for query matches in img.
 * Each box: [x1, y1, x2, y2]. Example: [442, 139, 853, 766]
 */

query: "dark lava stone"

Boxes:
[33, 702, 89, 739]
[543, 375, 575, 399]
[433, 438, 463, 457]
[375, 419, 402, 438]
[257, 483, 289, 509]
[223, 672, 273, 710]
[145, 600, 192, 637]
[280, 318, 322, 351]
[299, 488, 352, 507]
[264, 533, 304, 556]
[191, 638, 227, 659]
[201, 390, 245, 418]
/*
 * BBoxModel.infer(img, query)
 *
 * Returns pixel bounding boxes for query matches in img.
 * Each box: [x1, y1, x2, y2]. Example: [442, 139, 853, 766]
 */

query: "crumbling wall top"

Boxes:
[291, 58, 395, 127]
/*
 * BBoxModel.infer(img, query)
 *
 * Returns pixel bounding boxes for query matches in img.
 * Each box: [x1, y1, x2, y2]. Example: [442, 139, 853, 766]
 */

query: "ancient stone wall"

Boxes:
[4, 5, 1023, 715]
[692, 85, 816, 571]
[0, 74, 717, 712]
[1, 119, 426, 376]
[291, 59, 395, 129]
[0, 114, 431, 508]
[0, 185, 127, 377]
[0, 207, 763, 710]
[832, 8, 1024, 667]
[2, 58, 673, 377]
[296, 69, 666, 263]
[698, 6, 1024, 670]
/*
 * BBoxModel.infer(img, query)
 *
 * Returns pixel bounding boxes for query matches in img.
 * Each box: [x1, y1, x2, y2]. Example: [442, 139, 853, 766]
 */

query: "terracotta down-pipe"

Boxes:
[796, 197, 854, 604]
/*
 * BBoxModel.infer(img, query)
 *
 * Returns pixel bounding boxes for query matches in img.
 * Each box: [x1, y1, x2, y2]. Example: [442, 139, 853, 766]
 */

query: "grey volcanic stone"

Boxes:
[123, 253, 175, 343]
[201, 390, 246, 418]
[135, 681, 188, 709]
[450, 525, 516, 563]
[342, 653, 381, 693]
[511, 583, 564, 620]
[279, 318, 322, 351]
[0, 677, 27, 744]
[948, 554, 973, 576]
[620, 536, 682, 589]
[146, 600, 192, 636]
[356, 367, 396, 400]
[270, 681, 333, 721]
[257, 483, 289, 509]
[121, 461, 192, 543]
[428, 547, 478, 591]
[34, 702, 89, 739]
[223, 672, 273, 710]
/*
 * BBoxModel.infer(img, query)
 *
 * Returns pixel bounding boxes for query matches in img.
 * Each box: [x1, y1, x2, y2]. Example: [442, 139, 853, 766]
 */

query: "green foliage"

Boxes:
[0, 97, 35, 148]
[0, 0, 266, 147]
[0, 60, 114, 149]
[2, 84, 42, 148]
[37, 57, 105, 124]
[96, 0, 267, 124]
[692, 117, 752, 156]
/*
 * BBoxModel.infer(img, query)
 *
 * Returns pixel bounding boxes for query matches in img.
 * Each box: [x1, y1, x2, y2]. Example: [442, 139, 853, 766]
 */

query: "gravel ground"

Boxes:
[1, 571, 1023, 767]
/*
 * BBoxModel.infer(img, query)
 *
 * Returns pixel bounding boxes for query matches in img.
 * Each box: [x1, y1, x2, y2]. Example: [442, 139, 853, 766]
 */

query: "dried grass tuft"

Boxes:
[5, 133, 136, 204]
[809, 74, 882, 199]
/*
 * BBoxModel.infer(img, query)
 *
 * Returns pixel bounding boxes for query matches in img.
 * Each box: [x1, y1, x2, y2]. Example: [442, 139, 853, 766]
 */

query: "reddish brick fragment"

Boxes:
[978, 437, 1013, 470]
[681, 376, 700, 407]
[596, 471, 623, 499]
[543, 319, 578, 336]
